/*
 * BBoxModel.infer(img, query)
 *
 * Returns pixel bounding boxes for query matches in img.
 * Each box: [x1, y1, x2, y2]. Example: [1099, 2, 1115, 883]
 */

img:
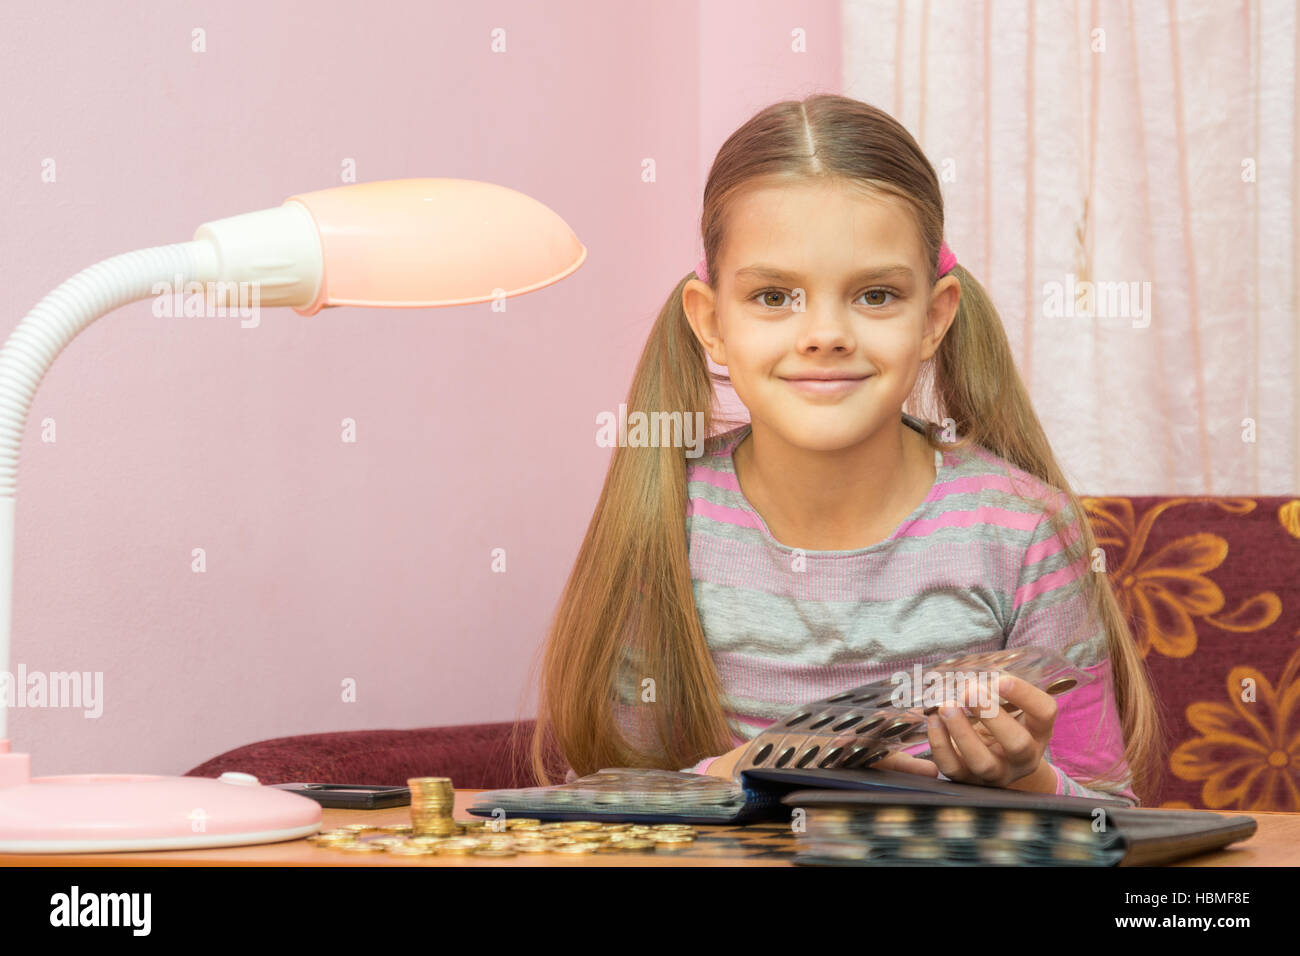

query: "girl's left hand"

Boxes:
[925, 672, 1057, 787]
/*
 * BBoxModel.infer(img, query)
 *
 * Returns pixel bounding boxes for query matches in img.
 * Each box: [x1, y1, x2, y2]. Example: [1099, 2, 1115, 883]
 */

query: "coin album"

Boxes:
[781, 789, 1258, 867]
[470, 647, 1131, 826]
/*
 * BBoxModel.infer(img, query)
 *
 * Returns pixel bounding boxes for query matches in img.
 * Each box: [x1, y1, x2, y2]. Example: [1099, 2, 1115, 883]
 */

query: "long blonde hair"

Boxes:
[518, 94, 1163, 802]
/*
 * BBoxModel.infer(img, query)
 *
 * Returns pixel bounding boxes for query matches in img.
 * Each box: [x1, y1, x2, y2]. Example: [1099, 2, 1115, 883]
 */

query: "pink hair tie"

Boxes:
[937, 240, 957, 277]
[694, 243, 955, 284]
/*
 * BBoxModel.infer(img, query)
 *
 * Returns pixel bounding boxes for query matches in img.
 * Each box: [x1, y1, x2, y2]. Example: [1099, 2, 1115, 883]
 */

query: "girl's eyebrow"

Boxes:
[734, 264, 915, 284]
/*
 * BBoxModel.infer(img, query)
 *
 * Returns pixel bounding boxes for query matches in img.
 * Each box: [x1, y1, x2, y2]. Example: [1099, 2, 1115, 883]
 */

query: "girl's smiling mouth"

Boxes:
[780, 372, 874, 397]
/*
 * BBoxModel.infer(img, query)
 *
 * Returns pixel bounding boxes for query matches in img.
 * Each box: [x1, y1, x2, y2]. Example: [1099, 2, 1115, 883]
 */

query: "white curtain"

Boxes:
[843, 0, 1297, 494]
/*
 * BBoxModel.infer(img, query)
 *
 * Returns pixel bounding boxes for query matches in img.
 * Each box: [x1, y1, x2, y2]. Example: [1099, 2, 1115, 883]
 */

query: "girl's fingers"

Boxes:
[937, 699, 1004, 782]
[853, 672, 1055, 788]
[924, 712, 969, 780]
[988, 672, 1057, 743]
[868, 749, 940, 777]
[957, 674, 1037, 763]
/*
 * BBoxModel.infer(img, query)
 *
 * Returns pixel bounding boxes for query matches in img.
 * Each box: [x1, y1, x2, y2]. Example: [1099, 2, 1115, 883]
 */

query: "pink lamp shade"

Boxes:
[285, 178, 588, 315]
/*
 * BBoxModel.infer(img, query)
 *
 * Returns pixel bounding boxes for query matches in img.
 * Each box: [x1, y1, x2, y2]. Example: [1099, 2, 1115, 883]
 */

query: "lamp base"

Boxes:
[0, 744, 321, 853]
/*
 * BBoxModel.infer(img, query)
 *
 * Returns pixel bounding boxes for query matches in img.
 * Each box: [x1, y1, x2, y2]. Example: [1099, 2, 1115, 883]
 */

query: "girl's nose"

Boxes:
[796, 309, 856, 352]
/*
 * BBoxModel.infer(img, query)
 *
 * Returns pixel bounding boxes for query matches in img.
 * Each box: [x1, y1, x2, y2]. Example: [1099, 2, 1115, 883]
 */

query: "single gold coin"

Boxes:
[614, 839, 657, 851]
[408, 836, 450, 847]
[443, 836, 484, 846]
[337, 842, 387, 853]
[386, 844, 436, 856]
[552, 843, 600, 854]
[307, 835, 354, 847]
[473, 847, 517, 857]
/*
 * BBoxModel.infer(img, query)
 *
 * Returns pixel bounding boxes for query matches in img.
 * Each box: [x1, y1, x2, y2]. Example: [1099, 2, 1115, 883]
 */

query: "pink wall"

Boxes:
[0, 0, 841, 775]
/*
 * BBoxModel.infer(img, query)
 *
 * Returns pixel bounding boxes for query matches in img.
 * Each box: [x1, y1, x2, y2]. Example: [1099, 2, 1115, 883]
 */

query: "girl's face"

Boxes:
[683, 180, 959, 453]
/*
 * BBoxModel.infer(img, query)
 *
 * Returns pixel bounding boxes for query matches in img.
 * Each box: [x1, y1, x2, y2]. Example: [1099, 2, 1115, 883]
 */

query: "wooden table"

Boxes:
[2, 789, 1293, 866]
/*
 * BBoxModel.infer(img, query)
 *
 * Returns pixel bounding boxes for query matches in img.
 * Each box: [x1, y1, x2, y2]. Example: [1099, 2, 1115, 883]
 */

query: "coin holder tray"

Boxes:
[731, 646, 1093, 780]
[792, 804, 1113, 866]
[468, 768, 783, 824]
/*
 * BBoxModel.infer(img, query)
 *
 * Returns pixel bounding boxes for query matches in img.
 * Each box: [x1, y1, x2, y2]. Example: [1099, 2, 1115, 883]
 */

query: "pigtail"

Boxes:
[523, 273, 737, 784]
[920, 264, 1165, 802]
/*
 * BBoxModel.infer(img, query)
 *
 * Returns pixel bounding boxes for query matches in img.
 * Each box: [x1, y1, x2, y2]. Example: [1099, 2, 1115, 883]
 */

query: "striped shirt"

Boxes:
[658, 411, 1137, 806]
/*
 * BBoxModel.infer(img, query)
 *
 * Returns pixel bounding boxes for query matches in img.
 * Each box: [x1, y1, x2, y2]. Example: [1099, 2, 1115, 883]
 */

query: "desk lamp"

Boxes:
[0, 178, 586, 852]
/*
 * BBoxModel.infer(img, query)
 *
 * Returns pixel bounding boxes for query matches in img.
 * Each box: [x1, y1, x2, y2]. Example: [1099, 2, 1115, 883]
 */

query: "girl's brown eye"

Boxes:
[762, 291, 786, 308]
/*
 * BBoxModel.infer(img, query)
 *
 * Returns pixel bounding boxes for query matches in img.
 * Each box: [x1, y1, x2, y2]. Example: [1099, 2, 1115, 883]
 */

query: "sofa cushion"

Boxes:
[185, 720, 556, 790]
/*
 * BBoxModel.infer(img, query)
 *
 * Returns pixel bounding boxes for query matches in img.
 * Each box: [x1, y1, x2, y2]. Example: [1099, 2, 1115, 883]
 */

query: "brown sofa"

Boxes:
[186, 494, 1300, 812]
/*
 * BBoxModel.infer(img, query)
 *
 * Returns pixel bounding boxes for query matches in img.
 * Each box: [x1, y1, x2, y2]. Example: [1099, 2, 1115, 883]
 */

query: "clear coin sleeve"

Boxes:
[469, 768, 780, 823]
[731, 646, 1093, 780]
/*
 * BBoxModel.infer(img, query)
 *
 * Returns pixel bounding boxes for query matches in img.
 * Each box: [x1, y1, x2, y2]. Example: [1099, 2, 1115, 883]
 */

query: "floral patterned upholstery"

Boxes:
[1084, 495, 1300, 811]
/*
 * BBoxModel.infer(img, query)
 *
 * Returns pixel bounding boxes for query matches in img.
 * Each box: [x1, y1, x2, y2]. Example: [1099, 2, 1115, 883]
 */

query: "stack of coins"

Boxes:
[408, 777, 457, 838]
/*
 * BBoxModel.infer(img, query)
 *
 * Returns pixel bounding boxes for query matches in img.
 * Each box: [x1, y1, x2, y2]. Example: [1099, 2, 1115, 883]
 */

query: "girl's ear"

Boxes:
[922, 274, 960, 361]
[682, 279, 729, 366]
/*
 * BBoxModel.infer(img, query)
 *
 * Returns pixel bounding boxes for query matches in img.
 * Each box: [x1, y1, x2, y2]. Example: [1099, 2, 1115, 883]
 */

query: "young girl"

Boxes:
[527, 94, 1162, 807]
